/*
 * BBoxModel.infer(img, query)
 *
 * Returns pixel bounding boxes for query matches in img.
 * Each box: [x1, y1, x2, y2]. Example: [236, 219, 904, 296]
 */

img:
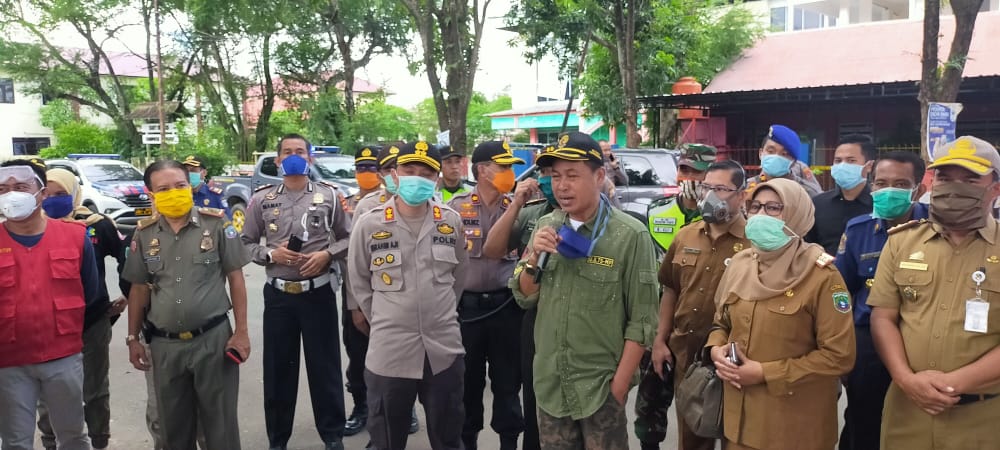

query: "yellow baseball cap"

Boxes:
[928, 136, 1000, 177]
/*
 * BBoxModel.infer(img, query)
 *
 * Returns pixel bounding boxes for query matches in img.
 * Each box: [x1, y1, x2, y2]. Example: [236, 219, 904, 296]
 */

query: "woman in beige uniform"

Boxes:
[706, 178, 856, 450]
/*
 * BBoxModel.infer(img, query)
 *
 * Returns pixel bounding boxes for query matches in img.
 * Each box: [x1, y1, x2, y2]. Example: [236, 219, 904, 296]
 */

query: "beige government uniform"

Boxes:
[343, 191, 378, 310]
[706, 253, 856, 450]
[868, 219, 1000, 449]
[657, 218, 748, 450]
[353, 189, 392, 223]
[121, 207, 250, 450]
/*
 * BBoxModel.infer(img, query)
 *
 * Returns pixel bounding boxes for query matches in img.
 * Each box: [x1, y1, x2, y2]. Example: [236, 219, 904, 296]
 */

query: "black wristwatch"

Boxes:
[523, 262, 539, 278]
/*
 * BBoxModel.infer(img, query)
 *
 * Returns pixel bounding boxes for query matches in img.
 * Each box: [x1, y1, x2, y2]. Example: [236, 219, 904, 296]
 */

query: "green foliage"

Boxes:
[39, 121, 115, 158]
[299, 88, 355, 151]
[158, 121, 238, 177]
[268, 110, 306, 149]
[508, 0, 762, 128]
[353, 98, 418, 143]
[39, 100, 76, 129]
[412, 93, 513, 147]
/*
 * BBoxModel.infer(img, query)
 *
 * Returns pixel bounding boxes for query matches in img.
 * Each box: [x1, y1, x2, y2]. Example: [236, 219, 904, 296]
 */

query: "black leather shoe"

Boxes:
[409, 408, 419, 434]
[324, 440, 345, 450]
[344, 407, 368, 436]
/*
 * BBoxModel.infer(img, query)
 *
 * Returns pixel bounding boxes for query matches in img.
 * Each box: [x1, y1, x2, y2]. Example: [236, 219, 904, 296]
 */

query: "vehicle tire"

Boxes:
[230, 201, 247, 233]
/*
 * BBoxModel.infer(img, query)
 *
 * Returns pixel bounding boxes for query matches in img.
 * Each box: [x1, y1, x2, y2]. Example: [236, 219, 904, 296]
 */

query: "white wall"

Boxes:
[0, 76, 55, 157]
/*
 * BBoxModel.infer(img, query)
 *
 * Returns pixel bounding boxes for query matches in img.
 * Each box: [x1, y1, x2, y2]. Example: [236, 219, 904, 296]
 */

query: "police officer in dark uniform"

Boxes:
[448, 141, 526, 450]
[241, 134, 351, 450]
[182, 155, 229, 214]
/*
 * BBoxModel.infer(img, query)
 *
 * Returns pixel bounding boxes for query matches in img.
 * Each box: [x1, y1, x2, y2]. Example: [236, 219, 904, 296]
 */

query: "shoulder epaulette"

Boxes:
[525, 198, 547, 206]
[816, 252, 835, 268]
[209, 186, 223, 195]
[254, 184, 274, 193]
[888, 218, 927, 235]
[198, 207, 225, 218]
[137, 216, 158, 230]
[318, 181, 340, 191]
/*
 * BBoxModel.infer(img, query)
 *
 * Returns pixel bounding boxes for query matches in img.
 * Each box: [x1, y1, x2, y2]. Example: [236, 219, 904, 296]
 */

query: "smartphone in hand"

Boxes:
[226, 348, 244, 364]
[728, 342, 742, 366]
[287, 235, 304, 253]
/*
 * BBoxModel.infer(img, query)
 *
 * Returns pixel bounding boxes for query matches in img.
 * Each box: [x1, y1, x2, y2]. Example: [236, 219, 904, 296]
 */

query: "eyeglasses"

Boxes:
[698, 184, 739, 194]
[356, 165, 379, 173]
[747, 201, 784, 216]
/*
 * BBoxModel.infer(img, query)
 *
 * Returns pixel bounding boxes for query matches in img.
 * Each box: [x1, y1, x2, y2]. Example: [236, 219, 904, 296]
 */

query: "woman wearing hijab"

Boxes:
[706, 178, 856, 450]
[36, 168, 127, 450]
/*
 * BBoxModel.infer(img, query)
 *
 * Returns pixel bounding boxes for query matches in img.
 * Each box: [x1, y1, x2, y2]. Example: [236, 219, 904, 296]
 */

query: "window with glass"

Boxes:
[0, 79, 14, 104]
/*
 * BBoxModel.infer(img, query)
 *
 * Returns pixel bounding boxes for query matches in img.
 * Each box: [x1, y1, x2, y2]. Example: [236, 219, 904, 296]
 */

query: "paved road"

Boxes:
[38, 257, 846, 449]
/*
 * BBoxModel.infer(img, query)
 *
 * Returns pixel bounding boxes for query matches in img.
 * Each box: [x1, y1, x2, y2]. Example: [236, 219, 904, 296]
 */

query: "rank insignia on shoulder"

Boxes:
[526, 198, 546, 206]
[888, 219, 926, 235]
[437, 223, 455, 235]
[372, 230, 392, 240]
[137, 217, 157, 230]
[209, 186, 223, 194]
[432, 205, 443, 221]
[471, 194, 480, 204]
[816, 252, 835, 268]
[833, 291, 851, 313]
[256, 184, 274, 193]
[198, 207, 225, 217]
[384, 207, 395, 222]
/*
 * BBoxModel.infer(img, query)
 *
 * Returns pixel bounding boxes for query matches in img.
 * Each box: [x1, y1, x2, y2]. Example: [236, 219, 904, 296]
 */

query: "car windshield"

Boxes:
[81, 163, 143, 182]
[313, 157, 355, 180]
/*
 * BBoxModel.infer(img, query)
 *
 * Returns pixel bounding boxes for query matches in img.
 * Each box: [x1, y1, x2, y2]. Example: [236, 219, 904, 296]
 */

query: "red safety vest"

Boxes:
[0, 219, 87, 368]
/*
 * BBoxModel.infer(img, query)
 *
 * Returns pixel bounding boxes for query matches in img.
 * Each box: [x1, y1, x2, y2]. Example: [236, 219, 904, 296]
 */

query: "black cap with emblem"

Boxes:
[439, 145, 463, 160]
[356, 145, 382, 166]
[376, 145, 400, 170]
[472, 141, 526, 165]
[396, 141, 442, 171]
[535, 131, 604, 168]
[182, 155, 207, 170]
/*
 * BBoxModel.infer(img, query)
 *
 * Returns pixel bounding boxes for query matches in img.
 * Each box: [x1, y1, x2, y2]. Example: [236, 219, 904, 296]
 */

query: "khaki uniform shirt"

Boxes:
[707, 254, 855, 450]
[122, 208, 250, 333]
[659, 218, 748, 378]
[241, 182, 350, 281]
[353, 189, 391, 222]
[447, 189, 518, 292]
[511, 207, 659, 420]
[340, 191, 376, 311]
[347, 198, 468, 379]
[868, 219, 1000, 448]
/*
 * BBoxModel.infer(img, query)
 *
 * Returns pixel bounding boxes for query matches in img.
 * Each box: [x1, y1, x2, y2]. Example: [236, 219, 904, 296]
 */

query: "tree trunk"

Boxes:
[612, 0, 641, 147]
[918, 0, 984, 160]
[254, 34, 274, 154]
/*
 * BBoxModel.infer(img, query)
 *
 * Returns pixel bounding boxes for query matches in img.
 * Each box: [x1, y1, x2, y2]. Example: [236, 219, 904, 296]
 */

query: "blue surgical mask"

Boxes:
[280, 154, 310, 176]
[383, 175, 397, 194]
[831, 163, 865, 189]
[538, 176, 557, 206]
[760, 154, 792, 177]
[396, 176, 436, 206]
[42, 195, 75, 219]
[745, 214, 792, 251]
[555, 195, 612, 258]
[188, 172, 202, 187]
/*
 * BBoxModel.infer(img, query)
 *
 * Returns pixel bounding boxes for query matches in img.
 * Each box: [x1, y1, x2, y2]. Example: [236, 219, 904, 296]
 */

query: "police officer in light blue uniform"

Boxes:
[183, 155, 229, 215]
[834, 150, 928, 450]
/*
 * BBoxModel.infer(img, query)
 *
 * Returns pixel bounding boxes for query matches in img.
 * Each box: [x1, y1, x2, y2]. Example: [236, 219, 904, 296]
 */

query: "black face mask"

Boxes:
[929, 182, 989, 230]
[698, 190, 732, 224]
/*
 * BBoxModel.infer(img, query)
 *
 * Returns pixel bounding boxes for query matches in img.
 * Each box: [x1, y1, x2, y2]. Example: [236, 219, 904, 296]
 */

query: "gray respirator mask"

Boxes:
[698, 190, 732, 224]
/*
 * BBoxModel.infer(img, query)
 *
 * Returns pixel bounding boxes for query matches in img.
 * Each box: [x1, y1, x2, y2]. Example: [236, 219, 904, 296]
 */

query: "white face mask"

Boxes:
[0, 191, 41, 221]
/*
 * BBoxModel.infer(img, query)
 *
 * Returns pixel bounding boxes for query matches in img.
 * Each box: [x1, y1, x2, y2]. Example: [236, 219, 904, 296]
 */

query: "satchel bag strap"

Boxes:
[693, 326, 724, 366]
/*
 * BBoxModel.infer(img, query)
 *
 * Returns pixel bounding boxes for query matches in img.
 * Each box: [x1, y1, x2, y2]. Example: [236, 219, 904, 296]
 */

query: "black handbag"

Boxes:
[674, 330, 724, 438]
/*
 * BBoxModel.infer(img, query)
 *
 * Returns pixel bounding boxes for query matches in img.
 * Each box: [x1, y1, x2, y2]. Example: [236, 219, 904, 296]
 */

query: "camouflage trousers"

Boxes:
[536, 393, 628, 450]
[633, 350, 674, 445]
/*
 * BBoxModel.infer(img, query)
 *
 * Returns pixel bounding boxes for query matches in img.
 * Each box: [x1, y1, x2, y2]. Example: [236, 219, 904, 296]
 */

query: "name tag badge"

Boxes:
[899, 261, 928, 271]
[965, 299, 989, 334]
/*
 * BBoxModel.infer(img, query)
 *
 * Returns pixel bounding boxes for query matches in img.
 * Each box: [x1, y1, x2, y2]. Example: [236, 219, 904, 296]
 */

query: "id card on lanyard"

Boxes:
[965, 268, 989, 334]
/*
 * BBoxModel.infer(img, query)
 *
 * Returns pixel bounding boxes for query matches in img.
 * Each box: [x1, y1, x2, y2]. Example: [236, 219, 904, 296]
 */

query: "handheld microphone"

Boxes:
[533, 252, 550, 283]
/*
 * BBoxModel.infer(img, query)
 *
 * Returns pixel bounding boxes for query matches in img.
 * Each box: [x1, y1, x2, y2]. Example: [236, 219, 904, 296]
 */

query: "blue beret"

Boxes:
[767, 125, 802, 161]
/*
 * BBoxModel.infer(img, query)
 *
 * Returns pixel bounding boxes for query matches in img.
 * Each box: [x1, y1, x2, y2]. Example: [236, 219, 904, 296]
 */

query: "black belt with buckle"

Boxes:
[957, 393, 999, 405]
[145, 314, 228, 341]
[460, 289, 513, 311]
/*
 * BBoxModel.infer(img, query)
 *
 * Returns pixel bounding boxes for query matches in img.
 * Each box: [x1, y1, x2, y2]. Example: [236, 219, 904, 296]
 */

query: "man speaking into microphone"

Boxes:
[509, 131, 659, 450]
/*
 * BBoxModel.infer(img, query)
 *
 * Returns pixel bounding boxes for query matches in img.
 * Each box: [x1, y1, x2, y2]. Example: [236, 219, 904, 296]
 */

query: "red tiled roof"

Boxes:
[705, 11, 1000, 94]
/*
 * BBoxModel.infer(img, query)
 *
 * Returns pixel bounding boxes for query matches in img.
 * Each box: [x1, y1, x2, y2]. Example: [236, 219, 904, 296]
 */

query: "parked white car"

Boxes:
[45, 158, 152, 218]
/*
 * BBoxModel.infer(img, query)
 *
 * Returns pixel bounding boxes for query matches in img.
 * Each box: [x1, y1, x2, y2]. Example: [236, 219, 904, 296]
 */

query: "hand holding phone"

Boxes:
[226, 348, 245, 364]
[287, 235, 304, 252]
[728, 342, 742, 366]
